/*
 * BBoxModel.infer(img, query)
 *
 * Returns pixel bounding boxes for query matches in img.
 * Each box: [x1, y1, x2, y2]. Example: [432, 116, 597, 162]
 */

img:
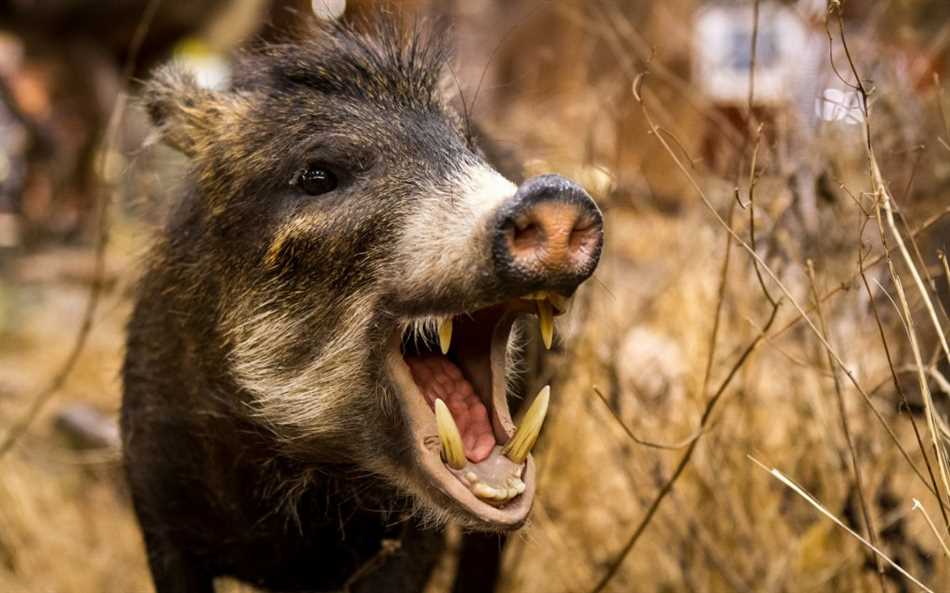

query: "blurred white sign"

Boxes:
[815, 88, 864, 124]
[694, 2, 808, 106]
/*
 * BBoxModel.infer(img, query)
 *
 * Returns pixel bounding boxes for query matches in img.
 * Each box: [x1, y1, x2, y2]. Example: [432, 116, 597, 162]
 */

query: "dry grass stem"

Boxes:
[831, 5, 950, 505]
[587, 303, 781, 593]
[806, 260, 885, 584]
[912, 499, 950, 559]
[859, 253, 950, 527]
[751, 457, 936, 593]
[0, 0, 163, 459]
[592, 387, 702, 451]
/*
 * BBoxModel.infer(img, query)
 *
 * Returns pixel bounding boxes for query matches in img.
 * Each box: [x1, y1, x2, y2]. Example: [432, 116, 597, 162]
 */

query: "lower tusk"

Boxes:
[435, 399, 466, 469]
[537, 300, 554, 350]
[438, 317, 453, 355]
[503, 385, 550, 464]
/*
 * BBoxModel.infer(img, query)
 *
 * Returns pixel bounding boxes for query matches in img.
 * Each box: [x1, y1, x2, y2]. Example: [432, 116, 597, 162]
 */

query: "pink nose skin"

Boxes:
[505, 200, 602, 277]
[493, 174, 603, 295]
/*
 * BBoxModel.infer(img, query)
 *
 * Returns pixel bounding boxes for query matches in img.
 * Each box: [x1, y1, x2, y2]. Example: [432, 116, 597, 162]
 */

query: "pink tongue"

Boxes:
[405, 355, 496, 463]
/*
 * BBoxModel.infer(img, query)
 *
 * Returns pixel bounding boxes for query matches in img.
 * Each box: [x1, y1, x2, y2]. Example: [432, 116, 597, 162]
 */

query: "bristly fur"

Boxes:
[237, 17, 453, 112]
[405, 315, 441, 350]
[120, 13, 599, 592]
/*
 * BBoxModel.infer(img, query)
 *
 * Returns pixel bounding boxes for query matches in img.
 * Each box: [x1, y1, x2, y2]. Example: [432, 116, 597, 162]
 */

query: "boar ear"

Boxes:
[143, 65, 240, 158]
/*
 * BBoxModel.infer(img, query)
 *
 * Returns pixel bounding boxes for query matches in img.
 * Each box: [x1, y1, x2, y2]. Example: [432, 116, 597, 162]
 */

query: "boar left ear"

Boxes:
[143, 65, 244, 158]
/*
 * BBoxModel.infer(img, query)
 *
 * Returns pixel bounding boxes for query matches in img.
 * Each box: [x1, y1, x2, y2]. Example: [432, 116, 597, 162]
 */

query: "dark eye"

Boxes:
[296, 164, 338, 196]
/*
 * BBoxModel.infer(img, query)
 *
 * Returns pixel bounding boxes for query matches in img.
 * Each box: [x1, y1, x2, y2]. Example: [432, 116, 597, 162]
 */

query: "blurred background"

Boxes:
[1, 0, 949, 591]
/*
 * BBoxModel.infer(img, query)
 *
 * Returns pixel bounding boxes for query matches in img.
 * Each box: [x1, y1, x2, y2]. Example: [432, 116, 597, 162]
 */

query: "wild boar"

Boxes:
[121, 18, 603, 593]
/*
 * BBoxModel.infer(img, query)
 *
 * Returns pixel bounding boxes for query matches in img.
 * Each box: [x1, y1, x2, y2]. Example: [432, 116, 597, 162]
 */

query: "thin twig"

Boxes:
[939, 248, 950, 303]
[633, 74, 901, 451]
[746, 0, 760, 122]
[858, 250, 950, 530]
[875, 99, 950, 514]
[466, 2, 543, 128]
[833, 9, 950, 369]
[343, 538, 403, 592]
[579, 0, 747, 151]
[747, 125, 776, 307]
[891, 190, 950, 325]
[751, 458, 936, 593]
[935, 72, 950, 154]
[701, 201, 737, 399]
[768, 204, 950, 343]
[912, 499, 950, 559]
[587, 302, 781, 593]
[593, 387, 703, 451]
[807, 260, 885, 588]
[829, 1, 950, 502]
[612, 69, 950, 590]
[0, 0, 163, 458]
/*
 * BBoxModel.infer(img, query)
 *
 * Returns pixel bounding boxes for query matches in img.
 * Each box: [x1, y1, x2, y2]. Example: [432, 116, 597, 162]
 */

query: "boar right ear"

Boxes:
[143, 65, 240, 158]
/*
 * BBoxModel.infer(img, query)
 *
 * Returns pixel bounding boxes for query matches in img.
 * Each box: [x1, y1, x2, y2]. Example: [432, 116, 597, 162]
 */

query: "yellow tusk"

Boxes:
[438, 317, 453, 355]
[537, 299, 555, 349]
[435, 399, 466, 469]
[503, 385, 551, 464]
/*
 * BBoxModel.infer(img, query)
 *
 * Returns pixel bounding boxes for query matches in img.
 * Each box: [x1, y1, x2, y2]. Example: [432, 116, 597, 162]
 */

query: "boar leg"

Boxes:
[343, 521, 444, 593]
[452, 533, 504, 593]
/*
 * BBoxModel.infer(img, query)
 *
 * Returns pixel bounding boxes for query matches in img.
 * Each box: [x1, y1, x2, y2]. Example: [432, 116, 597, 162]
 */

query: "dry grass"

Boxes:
[1, 1, 950, 592]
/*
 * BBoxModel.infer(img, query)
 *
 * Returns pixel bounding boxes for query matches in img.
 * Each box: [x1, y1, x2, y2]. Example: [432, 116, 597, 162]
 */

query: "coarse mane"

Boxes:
[234, 16, 453, 112]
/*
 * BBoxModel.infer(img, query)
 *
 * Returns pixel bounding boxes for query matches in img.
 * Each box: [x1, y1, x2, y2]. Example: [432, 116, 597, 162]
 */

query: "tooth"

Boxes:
[507, 476, 526, 493]
[503, 385, 551, 464]
[473, 483, 495, 499]
[435, 399, 466, 469]
[547, 293, 569, 313]
[537, 300, 554, 349]
[438, 318, 452, 355]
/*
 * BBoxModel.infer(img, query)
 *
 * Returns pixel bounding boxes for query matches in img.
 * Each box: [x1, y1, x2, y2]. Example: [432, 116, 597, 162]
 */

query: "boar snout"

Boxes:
[493, 174, 604, 295]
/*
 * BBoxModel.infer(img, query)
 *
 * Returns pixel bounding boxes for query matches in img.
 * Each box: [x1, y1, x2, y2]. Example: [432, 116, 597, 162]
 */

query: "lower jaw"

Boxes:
[384, 323, 537, 529]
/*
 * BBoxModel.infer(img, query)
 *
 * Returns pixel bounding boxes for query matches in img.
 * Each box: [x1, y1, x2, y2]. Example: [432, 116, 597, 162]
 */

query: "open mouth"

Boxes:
[385, 291, 567, 528]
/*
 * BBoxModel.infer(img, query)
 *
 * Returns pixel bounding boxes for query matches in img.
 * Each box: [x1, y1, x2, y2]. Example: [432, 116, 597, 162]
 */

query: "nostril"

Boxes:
[496, 174, 604, 287]
[511, 218, 543, 250]
[568, 216, 598, 250]
[571, 217, 594, 232]
[506, 205, 597, 263]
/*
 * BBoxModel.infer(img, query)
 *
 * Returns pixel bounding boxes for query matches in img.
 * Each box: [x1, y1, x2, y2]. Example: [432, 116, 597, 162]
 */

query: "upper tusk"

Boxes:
[537, 299, 554, 350]
[438, 317, 453, 355]
[503, 385, 550, 464]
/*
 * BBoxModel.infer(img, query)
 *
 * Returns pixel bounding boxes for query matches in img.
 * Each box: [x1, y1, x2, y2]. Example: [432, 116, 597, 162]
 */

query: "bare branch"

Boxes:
[0, 0, 164, 459]
[587, 303, 781, 593]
